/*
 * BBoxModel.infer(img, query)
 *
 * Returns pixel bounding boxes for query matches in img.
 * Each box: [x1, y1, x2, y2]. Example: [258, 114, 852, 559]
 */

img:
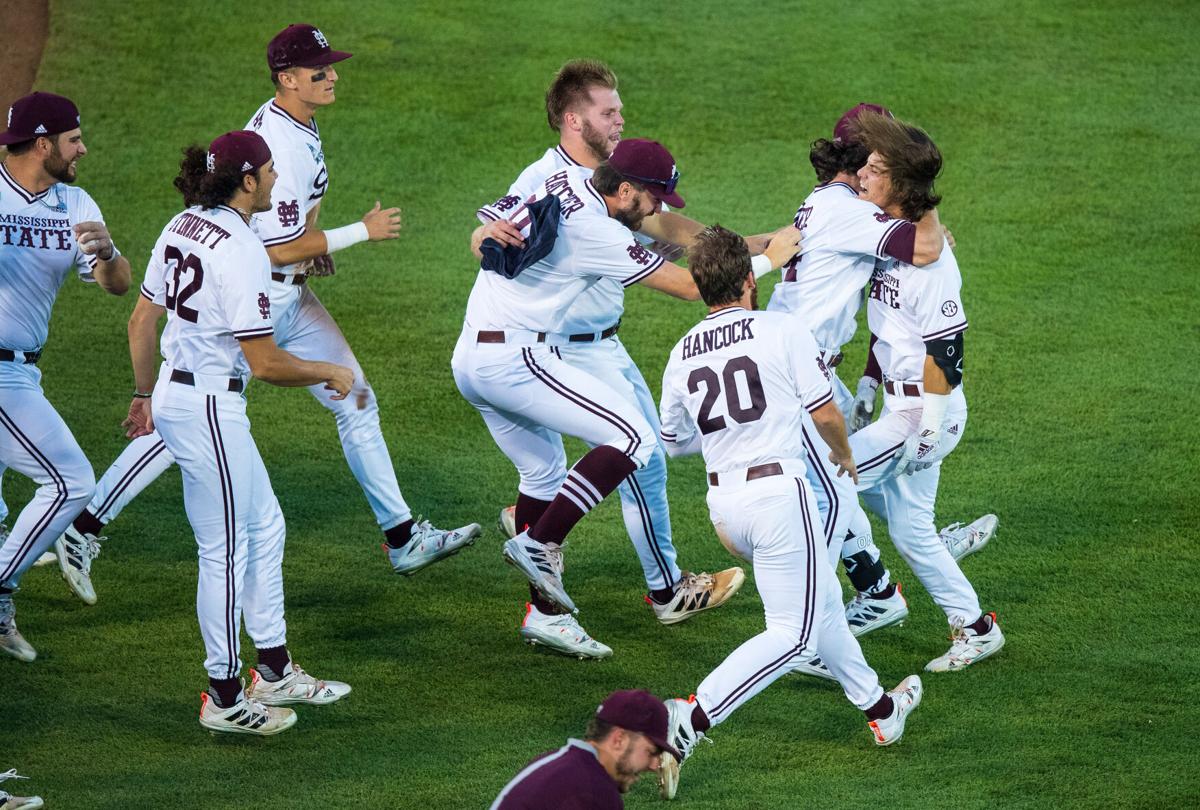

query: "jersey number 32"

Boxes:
[163, 246, 205, 323]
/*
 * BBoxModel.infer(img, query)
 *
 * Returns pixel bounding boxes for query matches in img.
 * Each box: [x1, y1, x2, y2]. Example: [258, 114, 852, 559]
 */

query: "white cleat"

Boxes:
[940, 514, 998, 562]
[868, 675, 923, 746]
[519, 603, 612, 659]
[32, 552, 57, 568]
[0, 769, 44, 810]
[502, 531, 576, 614]
[788, 655, 837, 682]
[498, 505, 518, 539]
[648, 568, 746, 626]
[385, 519, 481, 576]
[198, 691, 297, 736]
[659, 697, 709, 800]
[0, 595, 36, 663]
[245, 664, 352, 706]
[845, 582, 910, 637]
[926, 612, 1005, 673]
[55, 525, 103, 605]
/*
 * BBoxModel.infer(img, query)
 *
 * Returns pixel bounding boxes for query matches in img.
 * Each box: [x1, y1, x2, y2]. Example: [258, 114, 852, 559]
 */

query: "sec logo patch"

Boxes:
[941, 300, 959, 317]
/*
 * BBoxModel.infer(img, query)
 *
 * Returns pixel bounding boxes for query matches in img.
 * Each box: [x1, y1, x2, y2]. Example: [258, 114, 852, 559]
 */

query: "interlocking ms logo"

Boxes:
[815, 354, 832, 381]
[313, 29, 330, 48]
[493, 195, 521, 212]
[6, 106, 12, 127]
[874, 212, 891, 223]
[626, 243, 653, 266]
[277, 199, 300, 228]
[258, 292, 271, 319]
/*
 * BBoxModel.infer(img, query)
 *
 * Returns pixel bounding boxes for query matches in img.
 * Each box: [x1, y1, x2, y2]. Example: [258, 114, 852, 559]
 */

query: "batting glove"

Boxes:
[897, 429, 938, 475]
[849, 377, 879, 433]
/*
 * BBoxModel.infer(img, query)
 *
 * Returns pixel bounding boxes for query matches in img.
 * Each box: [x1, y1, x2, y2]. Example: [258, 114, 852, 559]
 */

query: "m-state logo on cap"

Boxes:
[313, 28, 330, 48]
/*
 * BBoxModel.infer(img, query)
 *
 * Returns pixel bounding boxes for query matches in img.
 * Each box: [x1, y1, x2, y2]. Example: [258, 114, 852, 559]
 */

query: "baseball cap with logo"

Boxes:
[268, 24, 353, 72]
[833, 103, 894, 144]
[595, 690, 681, 759]
[0, 91, 81, 146]
[207, 130, 272, 175]
[607, 138, 686, 209]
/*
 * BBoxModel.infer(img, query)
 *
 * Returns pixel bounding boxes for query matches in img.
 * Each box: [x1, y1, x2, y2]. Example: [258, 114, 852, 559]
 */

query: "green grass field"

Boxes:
[4, 1, 1198, 807]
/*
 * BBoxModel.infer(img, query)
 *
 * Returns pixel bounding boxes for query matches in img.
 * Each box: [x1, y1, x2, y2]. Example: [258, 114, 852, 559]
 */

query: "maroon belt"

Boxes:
[708, 462, 784, 486]
[477, 322, 621, 345]
[884, 380, 921, 397]
[568, 322, 621, 342]
[170, 368, 245, 393]
[270, 272, 307, 286]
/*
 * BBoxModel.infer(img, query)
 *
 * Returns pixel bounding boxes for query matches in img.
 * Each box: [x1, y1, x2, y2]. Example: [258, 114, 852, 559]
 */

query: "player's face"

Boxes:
[250, 161, 279, 213]
[857, 151, 894, 212]
[613, 187, 658, 232]
[613, 734, 662, 793]
[578, 87, 624, 161]
[44, 129, 86, 183]
[291, 64, 340, 107]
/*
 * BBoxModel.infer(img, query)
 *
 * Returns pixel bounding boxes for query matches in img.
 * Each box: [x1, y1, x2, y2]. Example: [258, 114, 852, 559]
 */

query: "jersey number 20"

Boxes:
[163, 245, 205, 323]
[687, 356, 767, 435]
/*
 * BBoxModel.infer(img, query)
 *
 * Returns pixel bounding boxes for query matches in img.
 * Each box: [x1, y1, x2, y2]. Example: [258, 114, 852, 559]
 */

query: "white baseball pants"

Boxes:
[698, 462, 883, 728]
[0, 363, 95, 588]
[152, 367, 287, 681]
[848, 387, 981, 626]
[83, 280, 414, 533]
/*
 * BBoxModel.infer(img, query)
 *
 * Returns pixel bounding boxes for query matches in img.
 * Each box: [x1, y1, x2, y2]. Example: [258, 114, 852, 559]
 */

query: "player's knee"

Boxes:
[61, 462, 96, 508]
[332, 397, 383, 449]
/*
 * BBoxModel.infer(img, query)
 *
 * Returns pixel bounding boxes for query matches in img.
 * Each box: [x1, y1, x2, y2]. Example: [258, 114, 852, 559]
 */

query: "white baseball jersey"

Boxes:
[246, 99, 328, 275]
[477, 146, 625, 334]
[866, 238, 966, 383]
[141, 205, 274, 379]
[463, 166, 663, 334]
[767, 182, 916, 352]
[660, 307, 833, 473]
[0, 163, 103, 352]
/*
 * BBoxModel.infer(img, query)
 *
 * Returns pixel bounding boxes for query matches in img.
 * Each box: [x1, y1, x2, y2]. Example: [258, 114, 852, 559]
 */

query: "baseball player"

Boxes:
[474, 61, 744, 658]
[0, 91, 131, 663]
[839, 112, 1004, 671]
[457, 139, 776, 632]
[491, 690, 674, 809]
[51, 24, 479, 605]
[655, 225, 923, 799]
[126, 130, 354, 735]
[0, 769, 42, 810]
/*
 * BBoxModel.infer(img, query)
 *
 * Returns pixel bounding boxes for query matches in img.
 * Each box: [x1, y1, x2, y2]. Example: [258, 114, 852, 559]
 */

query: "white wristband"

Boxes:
[918, 392, 951, 434]
[751, 254, 773, 279]
[323, 222, 369, 254]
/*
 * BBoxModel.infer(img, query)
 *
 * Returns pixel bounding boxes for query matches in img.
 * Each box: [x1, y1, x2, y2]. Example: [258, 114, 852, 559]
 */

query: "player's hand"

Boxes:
[829, 450, 859, 485]
[646, 240, 685, 262]
[323, 365, 356, 400]
[896, 429, 938, 475]
[763, 226, 802, 269]
[849, 376, 879, 433]
[74, 221, 116, 261]
[363, 202, 402, 241]
[481, 220, 526, 250]
[310, 254, 336, 276]
[122, 397, 154, 438]
[943, 225, 956, 249]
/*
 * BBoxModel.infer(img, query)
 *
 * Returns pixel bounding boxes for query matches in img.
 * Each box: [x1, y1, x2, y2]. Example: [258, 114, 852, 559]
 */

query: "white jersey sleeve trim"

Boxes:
[923, 321, 969, 341]
[804, 388, 835, 413]
[261, 226, 306, 247]
[622, 253, 665, 286]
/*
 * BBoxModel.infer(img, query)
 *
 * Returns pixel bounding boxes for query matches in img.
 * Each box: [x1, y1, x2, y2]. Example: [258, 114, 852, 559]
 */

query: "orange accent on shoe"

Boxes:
[687, 693, 697, 704]
[868, 719, 885, 744]
[249, 668, 261, 687]
[199, 691, 209, 717]
[521, 602, 533, 628]
[644, 595, 653, 605]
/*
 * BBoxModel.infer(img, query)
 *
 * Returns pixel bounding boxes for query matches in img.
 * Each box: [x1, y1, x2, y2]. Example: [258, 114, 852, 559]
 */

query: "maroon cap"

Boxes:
[0, 92, 80, 146]
[595, 690, 680, 759]
[833, 103, 894, 144]
[207, 130, 272, 175]
[268, 24, 352, 72]
[607, 138, 685, 209]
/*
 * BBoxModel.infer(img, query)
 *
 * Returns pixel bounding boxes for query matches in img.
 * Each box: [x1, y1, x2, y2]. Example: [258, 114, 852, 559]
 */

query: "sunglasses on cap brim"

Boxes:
[620, 168, 680, 195]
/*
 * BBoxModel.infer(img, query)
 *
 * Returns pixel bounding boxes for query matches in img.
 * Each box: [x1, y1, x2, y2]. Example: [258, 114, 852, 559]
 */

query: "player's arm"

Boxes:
[636, 210, 704, 252]
[265, 202, 401, 267]
[897, 333, 963, 474]
[75, 221, 131, 295]
[638, 226, 802, 301]
[470, 220, 525, 259]
[123, 296, 166, 437]
[911, 207, 944, 266]
[810, 400, 858, 483]
[659, 369, 702, 458]
[239, 336, 355, 397]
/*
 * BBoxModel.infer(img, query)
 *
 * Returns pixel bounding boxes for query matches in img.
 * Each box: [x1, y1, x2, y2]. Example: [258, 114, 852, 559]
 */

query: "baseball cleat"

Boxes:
[868, 675, 923, 746]
[788, 655, 837, 682]
[925, 612, 1005, 673]
[940, 514, 998, 562]
[0, 769, 44, 810]
[845, 583, 909, 637]
[198, 691, 297, 736]
[659, 697, 709, 801]
[32, 552, 57, 568]
[498, 505, 518, 539]
[385, 519, 481, 576]
[519, 603, 612, 659]
[502, 532, 576, 614]
[648, 568, 746, 626]
[55, 524, 104, 605]
[245, 664, 352, 706]
[0, 595, 36, 663]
